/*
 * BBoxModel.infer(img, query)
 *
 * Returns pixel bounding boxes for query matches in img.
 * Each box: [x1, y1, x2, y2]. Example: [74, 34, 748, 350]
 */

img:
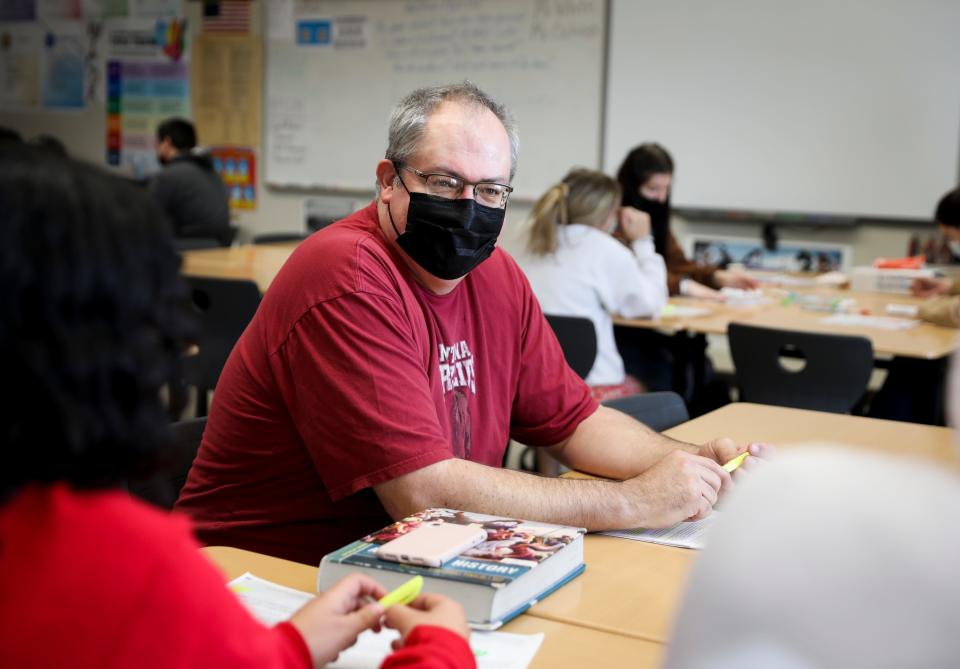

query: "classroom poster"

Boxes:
[211, 145, 256, 210]
[0, 0, 37, 21]
[84, 0, 130, 18]
[190, 33, 261, 147]
[688, 235, 850, 273]
[129, 0, 178, 17]
[40, 22, 85, 108]
[105, 15, 188, 175]
[37, 0, 82, 20]
[0, 23, 41, 109]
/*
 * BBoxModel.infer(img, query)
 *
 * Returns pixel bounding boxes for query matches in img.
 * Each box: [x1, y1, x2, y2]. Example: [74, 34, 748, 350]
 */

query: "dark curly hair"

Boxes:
[0, 147, 191, 500]
[936, 187, 960, 228]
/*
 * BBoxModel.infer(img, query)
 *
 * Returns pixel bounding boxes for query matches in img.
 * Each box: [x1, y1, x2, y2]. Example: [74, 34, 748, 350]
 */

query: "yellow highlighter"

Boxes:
[722, 451, 749, 473]
[379, 575, 423, 608]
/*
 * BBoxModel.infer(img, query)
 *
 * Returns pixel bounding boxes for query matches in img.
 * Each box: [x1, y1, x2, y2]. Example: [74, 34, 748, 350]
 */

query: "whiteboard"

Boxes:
[604, 0, 960, 221]
[265, 0, 606, 199]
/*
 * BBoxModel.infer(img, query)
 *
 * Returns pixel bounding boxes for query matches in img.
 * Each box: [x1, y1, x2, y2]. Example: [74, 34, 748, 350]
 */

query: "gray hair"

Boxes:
[385, 82, 519, 182]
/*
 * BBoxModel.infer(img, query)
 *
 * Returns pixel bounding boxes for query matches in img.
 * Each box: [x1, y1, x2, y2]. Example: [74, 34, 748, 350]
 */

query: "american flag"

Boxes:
[201, 0, 251, 33]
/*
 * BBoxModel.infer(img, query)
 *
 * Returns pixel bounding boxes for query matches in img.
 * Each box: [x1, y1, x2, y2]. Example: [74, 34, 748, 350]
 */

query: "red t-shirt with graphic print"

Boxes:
[176, 202, 598, 566]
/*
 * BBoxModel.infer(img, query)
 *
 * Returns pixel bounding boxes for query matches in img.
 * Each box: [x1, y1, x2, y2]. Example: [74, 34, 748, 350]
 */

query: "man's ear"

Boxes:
[376, 160, 399, 202]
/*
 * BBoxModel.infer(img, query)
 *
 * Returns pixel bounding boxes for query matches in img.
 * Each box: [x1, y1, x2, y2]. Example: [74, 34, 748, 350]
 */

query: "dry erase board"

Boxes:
[604, 0, 960, 222]
[263, 0, 606, 199]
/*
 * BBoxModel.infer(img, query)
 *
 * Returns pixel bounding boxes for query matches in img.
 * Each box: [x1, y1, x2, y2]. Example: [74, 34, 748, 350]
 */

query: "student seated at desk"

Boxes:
[0, 147, 474, 669]
[516, 168, 668, 400]
[911, 187, 960, 326]
[612, 144, 751, 409]
[615, 143, 758, 299]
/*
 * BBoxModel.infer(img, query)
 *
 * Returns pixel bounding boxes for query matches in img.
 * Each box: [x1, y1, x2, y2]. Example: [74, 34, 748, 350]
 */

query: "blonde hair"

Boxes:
[526, 168, 621, 256]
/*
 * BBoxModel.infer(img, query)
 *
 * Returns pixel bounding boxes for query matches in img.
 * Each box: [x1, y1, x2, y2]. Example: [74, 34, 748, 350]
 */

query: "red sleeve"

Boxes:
[507, 264, 599, 447]
[106, 518, 312, 669]
[271, 290, 453, 501]
[380, 626, 477, 669]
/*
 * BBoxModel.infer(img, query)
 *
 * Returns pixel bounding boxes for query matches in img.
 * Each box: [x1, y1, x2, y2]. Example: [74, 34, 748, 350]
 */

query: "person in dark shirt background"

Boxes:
[150, 118, 232, 246]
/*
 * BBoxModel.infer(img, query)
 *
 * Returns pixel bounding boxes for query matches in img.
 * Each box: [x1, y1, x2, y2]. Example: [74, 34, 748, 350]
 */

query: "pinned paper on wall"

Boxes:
[211, 146, 257, 210]
[41, 23, 86, 108]
[37, 0, 82, 20]
[190, 33, 261, 147]
[0, 24, 42, 109]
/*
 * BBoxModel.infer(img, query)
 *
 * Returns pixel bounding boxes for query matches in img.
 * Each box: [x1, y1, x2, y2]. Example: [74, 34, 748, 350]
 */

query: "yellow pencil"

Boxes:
[379, 575, 423, 607]
[722, 451, 749, 473]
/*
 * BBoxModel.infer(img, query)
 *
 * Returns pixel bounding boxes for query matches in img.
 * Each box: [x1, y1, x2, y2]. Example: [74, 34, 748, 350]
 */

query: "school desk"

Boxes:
[614, 288, 960, 360]
[205, 545, 665, 669]
[529, 402, 958, 644]
[180, 242, 298, 293]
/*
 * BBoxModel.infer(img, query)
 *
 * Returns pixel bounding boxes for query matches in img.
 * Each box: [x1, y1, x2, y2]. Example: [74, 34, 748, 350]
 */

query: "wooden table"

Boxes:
[615, 288, 960, 359]
[181, 243, 298, 293]
[205, 545, 665, 669]
[204, 404, 956, 666]
[526, 402, 958, 644]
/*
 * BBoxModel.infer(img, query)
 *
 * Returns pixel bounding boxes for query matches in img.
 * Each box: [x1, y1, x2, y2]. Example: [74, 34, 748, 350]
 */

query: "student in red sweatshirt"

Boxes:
[0, 146, 475, 669]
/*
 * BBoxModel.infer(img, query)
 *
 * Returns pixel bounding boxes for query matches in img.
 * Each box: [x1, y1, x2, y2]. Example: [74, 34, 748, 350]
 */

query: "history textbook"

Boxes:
[317, 508, 585, 630]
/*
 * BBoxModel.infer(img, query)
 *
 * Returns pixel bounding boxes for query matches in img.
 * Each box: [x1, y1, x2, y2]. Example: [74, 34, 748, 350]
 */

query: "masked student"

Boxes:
[867, 186, 960, 425]
[615, 143, 758, 299]
[610, 144, 753, 406]
[516, 168, 668, 401]
[0, 146, 475, 669]
[910, 187, 960, 326]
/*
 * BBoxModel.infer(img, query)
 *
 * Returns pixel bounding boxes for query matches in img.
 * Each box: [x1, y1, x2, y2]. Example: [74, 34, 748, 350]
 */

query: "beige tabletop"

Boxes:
[181, 243, 299, 293]
[530, 402, 958, 643]
[615, 288, 960, 359]
[204, 545, 665, 669]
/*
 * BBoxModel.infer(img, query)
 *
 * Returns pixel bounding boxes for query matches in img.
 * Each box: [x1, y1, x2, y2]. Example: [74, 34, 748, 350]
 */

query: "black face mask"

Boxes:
[389, 191, 505, 280]
[628, 193, 671, 258]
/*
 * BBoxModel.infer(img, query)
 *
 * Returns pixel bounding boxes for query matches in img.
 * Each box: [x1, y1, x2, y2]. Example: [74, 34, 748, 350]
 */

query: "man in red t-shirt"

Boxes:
[176, 83, 766, 565]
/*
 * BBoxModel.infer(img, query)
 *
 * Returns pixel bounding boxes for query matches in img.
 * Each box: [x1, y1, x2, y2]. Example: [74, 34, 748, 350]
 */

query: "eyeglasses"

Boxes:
[394, 162, 513, 209]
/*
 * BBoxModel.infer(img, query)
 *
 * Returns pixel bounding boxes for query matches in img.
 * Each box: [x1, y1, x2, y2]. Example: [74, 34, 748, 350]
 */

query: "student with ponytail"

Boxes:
[518, 168, 668, 401]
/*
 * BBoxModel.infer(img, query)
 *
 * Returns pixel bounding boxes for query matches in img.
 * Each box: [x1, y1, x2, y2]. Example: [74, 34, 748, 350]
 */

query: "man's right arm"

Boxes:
[374, 451, 725, 532]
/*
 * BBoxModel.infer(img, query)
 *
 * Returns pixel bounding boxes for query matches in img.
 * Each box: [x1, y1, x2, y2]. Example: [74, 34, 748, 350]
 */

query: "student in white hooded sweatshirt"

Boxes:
[518, 168, 668, 401]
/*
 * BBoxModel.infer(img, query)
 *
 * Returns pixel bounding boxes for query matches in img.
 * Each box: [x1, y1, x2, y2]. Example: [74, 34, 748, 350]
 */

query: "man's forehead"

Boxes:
[417, 101, 511, 177]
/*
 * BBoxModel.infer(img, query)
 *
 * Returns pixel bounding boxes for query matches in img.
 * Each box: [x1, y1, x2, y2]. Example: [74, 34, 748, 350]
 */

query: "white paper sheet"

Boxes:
[228, 572, 314, 626]
[820, 314, 920, 330]
[601, 514, 716, 550]
[227, 573, 544, 669]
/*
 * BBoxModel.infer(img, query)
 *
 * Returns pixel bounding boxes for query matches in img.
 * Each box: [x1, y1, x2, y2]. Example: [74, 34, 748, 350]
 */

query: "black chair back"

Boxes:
[252, 232, 307, 244]
[728, 322, 873, 414]
[544, 314, 597, 379]
[127, 417, 206, 509]
[182, 276, 261, 415]
[602, 391, 690, 431]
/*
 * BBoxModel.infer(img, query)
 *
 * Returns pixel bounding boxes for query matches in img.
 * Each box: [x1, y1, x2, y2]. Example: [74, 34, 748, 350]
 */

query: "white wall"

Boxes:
[0, 0, 943, 255]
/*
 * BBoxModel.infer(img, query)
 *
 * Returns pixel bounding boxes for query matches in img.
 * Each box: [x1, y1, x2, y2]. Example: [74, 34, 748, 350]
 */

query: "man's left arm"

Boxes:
[543, 405, 762, 480]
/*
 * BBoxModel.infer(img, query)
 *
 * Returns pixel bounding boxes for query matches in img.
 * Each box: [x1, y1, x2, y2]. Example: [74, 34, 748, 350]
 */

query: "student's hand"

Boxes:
[682, 280, 725, 301]
[911, 276, 950, 297]
[383, 593, 471, 649]
[621, 449, 732, 527]
[289, 573, 387, 667]
[698, 439, 774, 483]
[618, 206, 652, 242]
[715, 269, 760, 289]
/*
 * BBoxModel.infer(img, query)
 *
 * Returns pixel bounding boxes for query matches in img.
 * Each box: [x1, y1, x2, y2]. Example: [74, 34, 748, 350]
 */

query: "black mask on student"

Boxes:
[388, 191, 505, 280]
[627, 193, 671, 258]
